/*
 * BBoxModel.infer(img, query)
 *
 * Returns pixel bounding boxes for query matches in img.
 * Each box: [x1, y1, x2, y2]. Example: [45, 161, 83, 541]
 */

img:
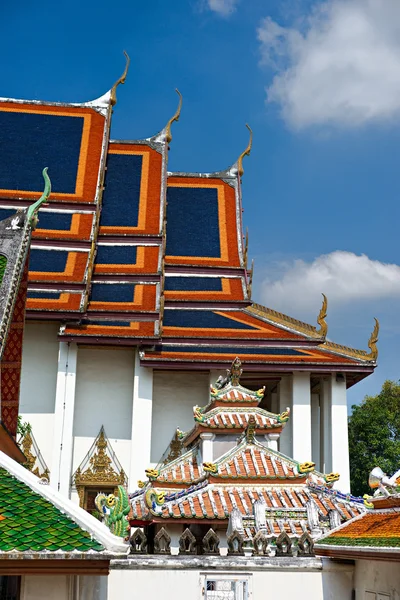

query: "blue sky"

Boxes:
[1, 0, 400, 407]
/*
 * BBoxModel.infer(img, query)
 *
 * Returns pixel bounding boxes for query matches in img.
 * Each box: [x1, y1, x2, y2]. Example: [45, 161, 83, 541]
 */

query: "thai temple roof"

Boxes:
[0, 449, 127, 557]
[0, 55, 378, 385]
[129, 360, 368, 547]
[316, 467, 400, 560]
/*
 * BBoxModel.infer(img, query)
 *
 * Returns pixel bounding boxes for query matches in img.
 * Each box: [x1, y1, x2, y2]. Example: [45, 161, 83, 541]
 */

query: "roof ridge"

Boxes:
[247, 303, 321, 338]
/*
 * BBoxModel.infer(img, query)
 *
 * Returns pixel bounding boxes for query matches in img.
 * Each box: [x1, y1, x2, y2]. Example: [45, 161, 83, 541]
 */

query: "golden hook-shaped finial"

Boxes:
[316, 293, 328, 338]
[367, 318, 379, 361]
[165, 89, 182, 144]
[237, 124, 253, 177]
[110, 51, 130, 106]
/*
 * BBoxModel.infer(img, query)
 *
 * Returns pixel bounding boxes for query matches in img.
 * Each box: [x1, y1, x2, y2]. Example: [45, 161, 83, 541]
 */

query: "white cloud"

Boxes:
[260, 251, 400, 313]
[257, 0, 400, 128]
[207, 0, 239, 17]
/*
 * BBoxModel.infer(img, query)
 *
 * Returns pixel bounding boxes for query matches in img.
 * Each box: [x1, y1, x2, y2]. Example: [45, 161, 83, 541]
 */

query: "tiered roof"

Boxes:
[129, 361, 368, 543]
[0, 56, 377, 381]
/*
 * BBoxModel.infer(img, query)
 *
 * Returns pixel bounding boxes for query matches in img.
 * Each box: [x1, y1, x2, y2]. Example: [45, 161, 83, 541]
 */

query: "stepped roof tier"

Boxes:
[0, 57, 377, 385]
[128, 360, 368, 546]
[315, 467, 400, 561]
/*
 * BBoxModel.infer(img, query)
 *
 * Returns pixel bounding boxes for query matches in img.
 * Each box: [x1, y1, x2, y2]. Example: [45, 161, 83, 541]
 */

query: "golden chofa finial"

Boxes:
[165, 89, 182, 144]
[237, 123, 253, 177]
[316, 293, 328, 338]
[366, 318, 379, 361]
[110, 51, 130, 107]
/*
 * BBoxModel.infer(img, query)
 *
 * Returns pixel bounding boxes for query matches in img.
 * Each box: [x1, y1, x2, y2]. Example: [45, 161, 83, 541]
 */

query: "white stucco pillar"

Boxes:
[278, 375, 292, 457]
[292, 372, 312, 463]
[320, 376, 332, 475]
[50, 342, 78, 496]
[331, 373, 350, 492]
[129, 351, 153, 487]
[266, 433, 280, 452]
[200, 432, 215, 463]
[311, 392, 320, 470]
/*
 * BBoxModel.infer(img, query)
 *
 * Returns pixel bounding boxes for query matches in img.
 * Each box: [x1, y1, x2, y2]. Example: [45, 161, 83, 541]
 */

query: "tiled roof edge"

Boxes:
[0, 450, 128, 554]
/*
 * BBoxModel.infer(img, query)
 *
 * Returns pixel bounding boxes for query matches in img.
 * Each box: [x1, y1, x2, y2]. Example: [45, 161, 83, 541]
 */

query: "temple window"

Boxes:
[203, 575, 250, 600]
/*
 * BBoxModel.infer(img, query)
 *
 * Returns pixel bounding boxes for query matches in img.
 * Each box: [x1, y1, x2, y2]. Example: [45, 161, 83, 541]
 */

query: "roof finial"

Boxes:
[237, 124, 253, 177]
[316, 293, 328, 338]
[110, 51, 130, 107]
[27, 168, 51, 228]
[230, 357, 243, 386]
[165, 89, 182, 144]
[367, 318, 379, 361]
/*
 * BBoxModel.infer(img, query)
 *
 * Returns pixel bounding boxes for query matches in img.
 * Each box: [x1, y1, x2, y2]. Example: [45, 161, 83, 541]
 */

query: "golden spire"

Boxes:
[110, 51, 131, 106]
[366, 318, 379, 361]
[237, 123, 253, 177]
[165, 89, 182, 144]
[316, 293, 328, 338]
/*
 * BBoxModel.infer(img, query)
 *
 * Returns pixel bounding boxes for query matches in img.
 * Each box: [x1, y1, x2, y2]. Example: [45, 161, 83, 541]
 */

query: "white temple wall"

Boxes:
[19, 322, 59, 468]
[354, 559, 400, 599]
[72, 347, 135, 488]
[151, 371, 209, 463]
[107, 561, 352, 600]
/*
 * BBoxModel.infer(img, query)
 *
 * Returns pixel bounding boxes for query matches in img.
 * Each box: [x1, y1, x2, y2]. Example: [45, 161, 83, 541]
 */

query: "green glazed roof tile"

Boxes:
[0, 468, 104, 553]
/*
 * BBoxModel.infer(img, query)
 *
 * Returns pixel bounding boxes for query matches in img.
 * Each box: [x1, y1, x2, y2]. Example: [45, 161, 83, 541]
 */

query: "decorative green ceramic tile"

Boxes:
[0, 468, 104, 552]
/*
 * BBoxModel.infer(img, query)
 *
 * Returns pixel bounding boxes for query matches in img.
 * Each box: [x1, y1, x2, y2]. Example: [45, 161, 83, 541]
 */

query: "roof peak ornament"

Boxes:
[367, 318, 379, 361]
[237, 123, 252, 177]
[165, 89, 182, 144]
[110, 51, 130, 107]
[316, 293, 328, 338]
[27, 168, 51, 229]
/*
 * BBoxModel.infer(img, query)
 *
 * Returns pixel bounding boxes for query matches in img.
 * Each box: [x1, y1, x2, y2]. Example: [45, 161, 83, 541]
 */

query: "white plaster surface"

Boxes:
[106, 563, 350, 600]
[278, 375, 293, 457]
[354, 558, 400, 600]
[72, 347, 134, 480]
[130, 352, 152, 486]
[151, 371, 209, 462]
[331, 375, 350, 492]
[19, 322, 59, 467]
[292, 372, 312, 463]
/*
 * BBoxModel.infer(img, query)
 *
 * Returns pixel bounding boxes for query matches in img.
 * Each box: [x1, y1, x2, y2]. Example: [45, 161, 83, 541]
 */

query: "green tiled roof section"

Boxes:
[0, 254, 7, 286]
[0, 468, 104, 552]
[319, 536, 400, 548]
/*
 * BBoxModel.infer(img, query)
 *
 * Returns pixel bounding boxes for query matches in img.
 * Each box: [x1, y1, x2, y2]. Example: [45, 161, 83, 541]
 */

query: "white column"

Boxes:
[292, 372, 312, 463]
[200, 432, 215, 463]
[311, 393, 320, 470]
[278, 375, 292, 457]
[50, 342, 78, 496]
[331, 373, 350, 492]
[129, 351, 153, 487]
[320, 376, 332, 475]
[266, 433, 280, 452]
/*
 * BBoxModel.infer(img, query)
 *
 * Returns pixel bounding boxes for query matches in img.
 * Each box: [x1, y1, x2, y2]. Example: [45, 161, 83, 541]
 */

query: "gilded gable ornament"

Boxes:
[73, 426, 127, 509]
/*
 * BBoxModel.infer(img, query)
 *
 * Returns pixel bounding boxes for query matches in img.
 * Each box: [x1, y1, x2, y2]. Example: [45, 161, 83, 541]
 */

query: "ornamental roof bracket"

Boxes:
[27, 167, 51, 229]
[164, 88, 182, 144]
[110, 50, 131, 106]
[366, 317, 379, 361]
[316, 293, 328, 338]
[236, 123, 252, 177]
